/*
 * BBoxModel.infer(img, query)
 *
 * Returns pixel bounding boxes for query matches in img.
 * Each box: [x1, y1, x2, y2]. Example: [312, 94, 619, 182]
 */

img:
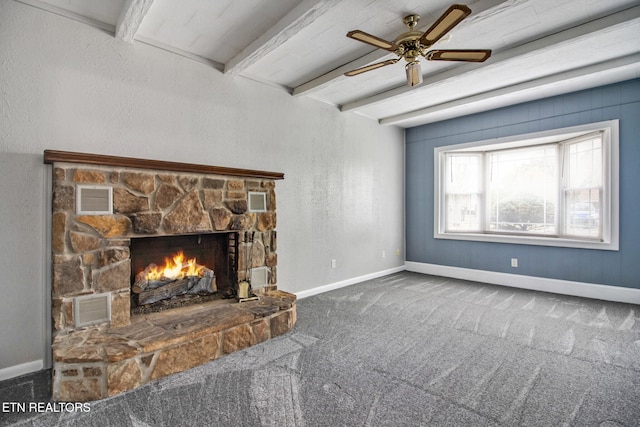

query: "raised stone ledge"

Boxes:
[52, 290, 296, 401]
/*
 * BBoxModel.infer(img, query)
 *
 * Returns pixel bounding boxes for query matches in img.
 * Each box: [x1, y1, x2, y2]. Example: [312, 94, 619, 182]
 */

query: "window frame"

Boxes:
[434, 120, 619, 251]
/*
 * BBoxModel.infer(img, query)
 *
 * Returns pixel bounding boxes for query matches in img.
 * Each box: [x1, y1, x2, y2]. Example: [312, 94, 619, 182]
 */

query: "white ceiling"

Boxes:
[17, 0, 640, 128]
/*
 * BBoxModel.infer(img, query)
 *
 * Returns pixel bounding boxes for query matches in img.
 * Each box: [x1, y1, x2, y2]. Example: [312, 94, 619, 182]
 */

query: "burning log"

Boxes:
[132, 264, 158, 294]
[137, 277, 192, 305]
[133, 251, 217, 306]
[187, 268, 216, 294]
[135, 266, 216, 306]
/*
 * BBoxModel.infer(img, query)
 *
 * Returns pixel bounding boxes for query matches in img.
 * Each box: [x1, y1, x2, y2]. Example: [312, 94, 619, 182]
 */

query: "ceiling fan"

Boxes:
[344, 4, 491, 87]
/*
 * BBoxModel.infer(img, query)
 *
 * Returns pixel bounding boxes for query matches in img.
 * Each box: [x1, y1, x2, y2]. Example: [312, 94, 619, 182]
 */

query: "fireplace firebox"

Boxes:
[129, 233, 237, 314]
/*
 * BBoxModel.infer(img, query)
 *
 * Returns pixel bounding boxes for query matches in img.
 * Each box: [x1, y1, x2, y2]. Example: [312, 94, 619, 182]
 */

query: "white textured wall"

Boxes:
[0, 1, 404, 375]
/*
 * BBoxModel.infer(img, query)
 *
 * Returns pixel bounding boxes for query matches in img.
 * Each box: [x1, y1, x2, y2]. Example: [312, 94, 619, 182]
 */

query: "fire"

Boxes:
[145, 251, 204, 281]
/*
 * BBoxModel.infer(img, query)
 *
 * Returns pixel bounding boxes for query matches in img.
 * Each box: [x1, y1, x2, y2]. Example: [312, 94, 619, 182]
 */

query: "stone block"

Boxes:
[53, 184, 74, 211]
[52, 298, 74, 330]
[82, 253, 95, 265]
[226, 191, 246, 199]
[179, 176, 199, 191]
[52, 212, 67, 253]
[108, 358, 142, 397]
[203, 178, 225, 189]
[92, 259, 130, 293]
[163, 190, 213, 234]
[223, 324, 255, 354]
[54, 167, 66, 181]
[210, 208, 231, 231]
[158, 174, 177, 184]
[110, 292, 131, 327]
[263, 290, 297, 309]
[227, 180, 244, 190]
[246, 180, 261, 190]
[266, 252, 277, 267]
[104, 342, 139, 363]
[64, 300, 75, 328]
[251, 318, 271, 344]
[230, 213, 254, 230]
[70, 231, 101, 253]
[98, 247, 129, 268]
[52, 255, 84, 297]
[257, 212, 276, 231]
[132, 212, 162, 234]
[150, 333, 221, 380]
[268, 189, 276, 210]
[154, 183, 183, 209]
[52, 298, 64, 331]
[77, 215, 132, 238]
[270, 309, 294, 338]
[226, 199, 247, 214]
[73, 169, 106, 184]
[250, 239, 266, 268]
[203, 189, 223, 208]
[122, 172, 155, 194]
[113, 188, 150, 213]
[54, 345, 105, 363]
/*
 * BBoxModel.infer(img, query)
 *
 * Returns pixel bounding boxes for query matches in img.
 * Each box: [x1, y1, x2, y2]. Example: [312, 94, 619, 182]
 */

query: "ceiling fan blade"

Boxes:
[346, 30, 399, 52]
[426, 49, 491, 62]
[419, 4, 471, 47]
[344, 58, 400, 76]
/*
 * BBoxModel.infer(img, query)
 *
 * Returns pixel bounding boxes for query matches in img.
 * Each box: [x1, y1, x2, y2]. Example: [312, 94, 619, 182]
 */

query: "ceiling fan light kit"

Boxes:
[406, 61, 423, 87]
[345, 4, 491, 88]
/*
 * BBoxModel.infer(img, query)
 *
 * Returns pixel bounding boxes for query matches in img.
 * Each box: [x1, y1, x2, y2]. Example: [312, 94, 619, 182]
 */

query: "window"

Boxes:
[434, 120, 619, 250]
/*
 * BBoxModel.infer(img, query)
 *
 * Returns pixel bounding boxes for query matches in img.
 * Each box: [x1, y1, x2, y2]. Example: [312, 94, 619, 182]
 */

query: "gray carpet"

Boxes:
[2, 271, 639, 426]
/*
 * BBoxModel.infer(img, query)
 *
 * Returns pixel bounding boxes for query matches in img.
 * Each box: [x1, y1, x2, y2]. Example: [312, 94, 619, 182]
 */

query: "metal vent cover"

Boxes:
[250, 266, 269, 287]
[74, 293, 111, 327]
[76, 185, 113, 215]
[248, 192, 266, 212]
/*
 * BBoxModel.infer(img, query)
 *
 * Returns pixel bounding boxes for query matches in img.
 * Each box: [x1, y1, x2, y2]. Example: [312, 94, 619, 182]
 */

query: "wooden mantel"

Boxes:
[43, 150, 284, 180]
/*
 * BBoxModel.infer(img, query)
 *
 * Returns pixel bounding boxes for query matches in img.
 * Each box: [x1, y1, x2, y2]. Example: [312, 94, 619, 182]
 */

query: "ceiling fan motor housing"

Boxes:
[394, 31, 423, 62]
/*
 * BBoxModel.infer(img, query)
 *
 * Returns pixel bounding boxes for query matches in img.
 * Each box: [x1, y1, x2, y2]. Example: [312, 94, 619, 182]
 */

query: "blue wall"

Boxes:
[406, 79, 640, 289]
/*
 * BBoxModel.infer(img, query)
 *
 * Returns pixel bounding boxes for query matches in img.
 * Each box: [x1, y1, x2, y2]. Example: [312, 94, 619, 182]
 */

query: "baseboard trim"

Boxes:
[405, 262, 640, 305]
[295, 266, 406, 299]
[0, 360, 44, 382]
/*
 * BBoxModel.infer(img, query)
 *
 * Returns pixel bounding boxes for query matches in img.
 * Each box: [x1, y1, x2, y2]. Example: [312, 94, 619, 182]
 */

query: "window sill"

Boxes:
[434, 231, 618, 251]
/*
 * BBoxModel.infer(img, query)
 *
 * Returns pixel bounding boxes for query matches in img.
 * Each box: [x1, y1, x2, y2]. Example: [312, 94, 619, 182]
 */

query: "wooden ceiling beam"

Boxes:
[224, 0, 341, 76]
[115, 0, 155, 43]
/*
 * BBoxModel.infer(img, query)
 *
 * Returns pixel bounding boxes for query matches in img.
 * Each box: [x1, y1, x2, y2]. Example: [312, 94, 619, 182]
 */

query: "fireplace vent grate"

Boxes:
[250, 266, 268, 287]
[248, 192, 266, 212]
[74, 293, 111, 327]
[76, 185, 113, 215]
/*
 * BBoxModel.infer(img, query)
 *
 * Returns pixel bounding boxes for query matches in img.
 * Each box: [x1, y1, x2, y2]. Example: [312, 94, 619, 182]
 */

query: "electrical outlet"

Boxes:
[331, 259, 337, 269]
[382, 250, 386, 258]
[511, 258, 518, 268]
[396, 249, 400, 256]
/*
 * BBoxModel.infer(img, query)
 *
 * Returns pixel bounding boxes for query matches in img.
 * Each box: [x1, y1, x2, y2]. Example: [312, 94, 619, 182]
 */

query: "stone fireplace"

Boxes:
[45, 150, 296, 401]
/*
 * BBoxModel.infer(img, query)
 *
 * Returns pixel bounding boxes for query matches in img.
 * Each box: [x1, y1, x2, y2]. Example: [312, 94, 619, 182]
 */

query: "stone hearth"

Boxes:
[44, 150, 295, 401]
[53, 291, 295, 401]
